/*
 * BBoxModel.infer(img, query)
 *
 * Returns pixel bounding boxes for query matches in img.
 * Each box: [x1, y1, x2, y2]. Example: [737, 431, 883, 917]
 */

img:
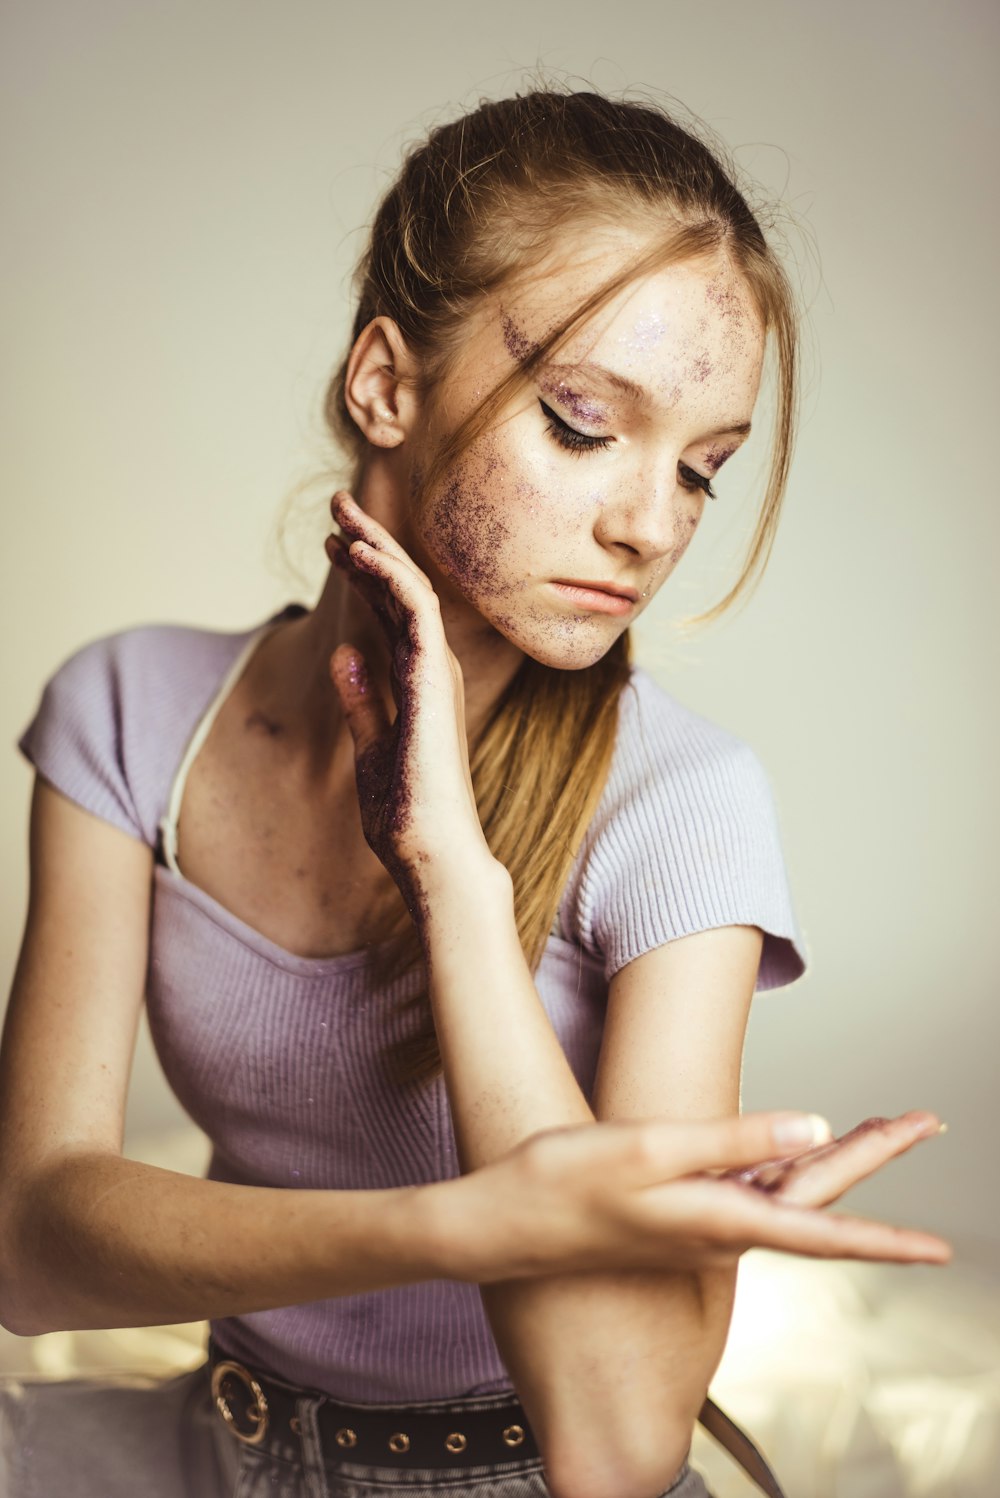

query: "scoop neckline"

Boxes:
[152, 600, 593, 978]
[153, 859, 591, 977]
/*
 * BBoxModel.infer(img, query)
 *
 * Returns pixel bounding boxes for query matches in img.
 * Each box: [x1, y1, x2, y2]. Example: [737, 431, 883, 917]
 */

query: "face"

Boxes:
[399, 228, 766, 670]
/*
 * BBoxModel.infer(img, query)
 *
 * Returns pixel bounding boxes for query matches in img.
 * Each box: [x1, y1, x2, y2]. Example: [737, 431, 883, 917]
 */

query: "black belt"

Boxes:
[208, 1338, 539, 1469]
[208, 1338, 787, 1494]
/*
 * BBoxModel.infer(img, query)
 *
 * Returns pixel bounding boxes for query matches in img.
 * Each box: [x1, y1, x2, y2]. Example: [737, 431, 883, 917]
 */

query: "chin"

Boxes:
[492, 611, 627, 672]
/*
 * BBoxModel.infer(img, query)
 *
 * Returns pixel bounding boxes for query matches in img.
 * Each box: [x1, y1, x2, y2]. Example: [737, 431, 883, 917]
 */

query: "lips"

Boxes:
[548, 580, 639, 617]
[553, 578, 640, 603]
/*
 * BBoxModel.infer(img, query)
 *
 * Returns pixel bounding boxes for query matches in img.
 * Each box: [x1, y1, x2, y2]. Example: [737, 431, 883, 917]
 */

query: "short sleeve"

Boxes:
[559, 669, 809, 990]
[16, 635, 146, 843]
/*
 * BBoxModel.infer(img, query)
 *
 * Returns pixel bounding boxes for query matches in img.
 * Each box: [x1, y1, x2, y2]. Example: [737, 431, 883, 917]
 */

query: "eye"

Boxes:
[539, 399, 614, 456]
[679, 464, 717, 500]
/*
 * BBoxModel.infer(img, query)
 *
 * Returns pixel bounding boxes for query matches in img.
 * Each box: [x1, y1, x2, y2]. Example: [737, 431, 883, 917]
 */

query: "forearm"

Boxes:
[422, 858, 731, 1489]
[483, 1264, 736, 1492]
[423, 856, 594, 1167]
[2, 1152, 437, 1337]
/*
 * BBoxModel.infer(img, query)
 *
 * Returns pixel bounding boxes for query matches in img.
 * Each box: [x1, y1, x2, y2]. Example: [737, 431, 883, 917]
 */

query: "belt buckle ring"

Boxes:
[211, 1359, 270, 1446]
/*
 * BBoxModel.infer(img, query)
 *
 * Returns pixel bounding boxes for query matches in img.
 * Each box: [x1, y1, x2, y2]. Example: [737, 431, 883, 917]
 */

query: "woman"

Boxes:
[0, 87, 949, 1498]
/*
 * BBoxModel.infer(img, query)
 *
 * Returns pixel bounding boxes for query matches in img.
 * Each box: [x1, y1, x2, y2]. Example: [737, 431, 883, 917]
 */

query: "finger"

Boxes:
[349, 542, 445, 655]
[769, 1111, 943, 1208]
[329, 644, 391, 758]
[326, 532, 399, 636]
[624, 1111, 835, 1184]
[665, 1177, 953, 1265]
[330, 492, 434, 589]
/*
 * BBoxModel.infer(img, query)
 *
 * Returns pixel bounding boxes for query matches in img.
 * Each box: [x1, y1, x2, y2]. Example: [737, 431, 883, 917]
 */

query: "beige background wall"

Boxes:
[2, 1, 997, 1269]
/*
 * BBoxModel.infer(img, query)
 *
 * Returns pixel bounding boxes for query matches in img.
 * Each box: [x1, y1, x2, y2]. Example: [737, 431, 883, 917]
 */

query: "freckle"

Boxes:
[293, 866, 307, 879]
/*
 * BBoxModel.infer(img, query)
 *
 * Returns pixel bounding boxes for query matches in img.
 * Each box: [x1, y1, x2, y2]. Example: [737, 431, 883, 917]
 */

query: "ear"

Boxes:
[343, 317, 421, 450]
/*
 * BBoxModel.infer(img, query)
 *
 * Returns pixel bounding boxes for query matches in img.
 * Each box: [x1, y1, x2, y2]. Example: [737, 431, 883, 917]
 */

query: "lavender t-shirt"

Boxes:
[15, 605, 808, 1401]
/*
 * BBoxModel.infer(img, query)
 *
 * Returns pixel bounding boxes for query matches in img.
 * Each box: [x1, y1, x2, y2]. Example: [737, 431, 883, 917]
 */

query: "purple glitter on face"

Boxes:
[668, 510, 700, 567]
[423, 445, 514, 599]
[705, 444, 738, 473]
[620, 310, 667, 352]
[500, 310, 538, 364]
[540, 376, 610, 427]
[705, 275, 748, 323]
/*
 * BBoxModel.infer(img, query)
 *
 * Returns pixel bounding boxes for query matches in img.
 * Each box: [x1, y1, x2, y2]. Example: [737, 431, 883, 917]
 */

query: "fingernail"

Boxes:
[937, 1122, 949, 1135]
[773, 1113, 833, 1149]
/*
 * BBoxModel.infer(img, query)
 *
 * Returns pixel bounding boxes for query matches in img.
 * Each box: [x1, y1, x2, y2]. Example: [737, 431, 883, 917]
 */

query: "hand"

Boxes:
[324, 492, 491, 913]
[439, 1110, 952, 1284]
[715, 1109, 944, 1208]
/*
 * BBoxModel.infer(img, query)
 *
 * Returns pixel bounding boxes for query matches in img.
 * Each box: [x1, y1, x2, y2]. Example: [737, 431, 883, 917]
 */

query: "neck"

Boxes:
[252, 459, 527, 776]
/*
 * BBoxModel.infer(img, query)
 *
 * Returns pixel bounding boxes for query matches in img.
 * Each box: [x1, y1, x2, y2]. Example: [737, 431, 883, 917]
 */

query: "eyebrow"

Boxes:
[540, 361, 753, 437]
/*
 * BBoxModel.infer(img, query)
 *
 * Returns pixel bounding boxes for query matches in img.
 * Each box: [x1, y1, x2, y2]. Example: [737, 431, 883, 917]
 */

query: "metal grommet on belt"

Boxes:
[388, 1431, 410, 1453]
[211, 1359, 270, 1446]
[335, 1427, 358, 1448]
[445, 1431, 468, 1453]
[503, 1423, 526, 1447]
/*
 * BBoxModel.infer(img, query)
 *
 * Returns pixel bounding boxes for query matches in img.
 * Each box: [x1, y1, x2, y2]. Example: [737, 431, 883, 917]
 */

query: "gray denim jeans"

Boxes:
[0, 1361, 714, 1497]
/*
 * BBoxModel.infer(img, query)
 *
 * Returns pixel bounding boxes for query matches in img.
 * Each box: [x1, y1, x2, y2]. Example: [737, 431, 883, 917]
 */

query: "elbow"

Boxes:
[0, 1195, 60, 1338]
[0, 1255, 50, 1338]
[541, 1421, 693, 1498]
[0, 1306, 48, 1339]
[0, 1270, 40, 1338]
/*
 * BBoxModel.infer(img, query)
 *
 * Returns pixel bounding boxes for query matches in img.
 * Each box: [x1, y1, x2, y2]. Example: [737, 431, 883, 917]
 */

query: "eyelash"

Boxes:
[538, 400, 718, 499]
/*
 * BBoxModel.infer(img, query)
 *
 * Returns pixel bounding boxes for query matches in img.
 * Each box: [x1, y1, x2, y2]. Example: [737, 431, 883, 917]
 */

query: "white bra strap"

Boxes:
[158, 619, 285, 875]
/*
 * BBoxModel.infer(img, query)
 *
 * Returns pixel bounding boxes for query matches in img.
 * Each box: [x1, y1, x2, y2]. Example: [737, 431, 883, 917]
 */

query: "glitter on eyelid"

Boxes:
[542, 379, 609, 425]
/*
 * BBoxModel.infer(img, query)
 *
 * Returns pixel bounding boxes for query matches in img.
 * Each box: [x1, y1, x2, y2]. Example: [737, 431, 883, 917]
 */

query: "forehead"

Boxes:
[462, 233, 766, 417]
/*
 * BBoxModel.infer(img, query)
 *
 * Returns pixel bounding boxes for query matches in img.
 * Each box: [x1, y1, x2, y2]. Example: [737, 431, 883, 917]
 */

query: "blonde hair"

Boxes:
[319, 85, 800, 1087]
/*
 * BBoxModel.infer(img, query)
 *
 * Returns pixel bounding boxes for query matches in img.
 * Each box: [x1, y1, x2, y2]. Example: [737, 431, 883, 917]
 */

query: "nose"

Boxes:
[592, 463, 700, 563]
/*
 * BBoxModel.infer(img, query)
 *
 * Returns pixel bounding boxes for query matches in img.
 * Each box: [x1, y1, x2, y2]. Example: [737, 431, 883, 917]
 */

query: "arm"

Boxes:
[3, 749, 945, 1345]
[0, 779, 440, 1335]
[422, 857, 759, 1498]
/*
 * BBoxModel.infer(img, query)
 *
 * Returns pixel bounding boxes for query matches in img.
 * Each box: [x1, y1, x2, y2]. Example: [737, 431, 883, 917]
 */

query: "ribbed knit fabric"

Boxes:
[15, 605, 808, 1403]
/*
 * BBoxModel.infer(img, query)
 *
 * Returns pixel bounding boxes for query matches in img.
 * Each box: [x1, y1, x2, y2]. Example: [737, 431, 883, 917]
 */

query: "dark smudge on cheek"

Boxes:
[422, 446, 513, 598]
[669, 511, 699, 566]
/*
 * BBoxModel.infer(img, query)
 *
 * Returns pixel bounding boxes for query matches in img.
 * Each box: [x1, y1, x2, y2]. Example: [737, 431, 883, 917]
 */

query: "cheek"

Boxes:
[670, 511, 699, 565]
[420, 442, 517, 597]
